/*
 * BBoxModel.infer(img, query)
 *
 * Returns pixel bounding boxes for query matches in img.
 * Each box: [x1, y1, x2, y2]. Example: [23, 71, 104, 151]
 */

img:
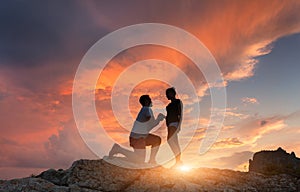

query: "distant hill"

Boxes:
[249, 147, 300, 177]
[1, 149, 300, 191]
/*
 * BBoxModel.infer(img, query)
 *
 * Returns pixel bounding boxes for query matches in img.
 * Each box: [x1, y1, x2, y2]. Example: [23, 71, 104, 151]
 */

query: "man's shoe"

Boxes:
[108, 143, 120, 158]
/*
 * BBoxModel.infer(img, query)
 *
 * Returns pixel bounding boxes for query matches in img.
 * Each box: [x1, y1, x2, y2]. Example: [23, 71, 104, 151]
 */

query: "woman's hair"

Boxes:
[166, 87, 176, 96]
[139, 95, 151, 106]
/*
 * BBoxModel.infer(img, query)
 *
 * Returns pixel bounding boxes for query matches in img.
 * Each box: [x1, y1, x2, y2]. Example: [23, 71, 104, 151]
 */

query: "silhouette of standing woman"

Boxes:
[165, 87, 183, 167]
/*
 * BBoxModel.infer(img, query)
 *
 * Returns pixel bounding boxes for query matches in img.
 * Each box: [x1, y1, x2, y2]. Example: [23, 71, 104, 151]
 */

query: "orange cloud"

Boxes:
[78, 1, 300, 154]
[212, 107, 249, 122]
[212, 138, 244, 149]
[84, 1, 300, 82]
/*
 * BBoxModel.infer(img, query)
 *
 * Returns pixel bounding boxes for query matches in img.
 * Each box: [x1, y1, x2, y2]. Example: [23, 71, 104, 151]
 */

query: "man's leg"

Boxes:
[109, 138, 146, 163]
[145, 134, 161, 163]
[167, 126, 181, 164]
[130, 137, 146, 163]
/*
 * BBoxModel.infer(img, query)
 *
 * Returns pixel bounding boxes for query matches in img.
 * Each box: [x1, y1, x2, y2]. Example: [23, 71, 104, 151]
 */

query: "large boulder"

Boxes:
[249, 147, 300, 177]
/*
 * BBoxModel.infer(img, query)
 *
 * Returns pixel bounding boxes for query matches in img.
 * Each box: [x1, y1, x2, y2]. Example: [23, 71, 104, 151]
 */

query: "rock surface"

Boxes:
[1, 157, 300, 192]
[249, 147, 300, 177]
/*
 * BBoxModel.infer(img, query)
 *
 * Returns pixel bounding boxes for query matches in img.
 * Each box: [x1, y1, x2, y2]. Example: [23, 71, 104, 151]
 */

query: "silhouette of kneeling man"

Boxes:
[109, 95, 165, 164]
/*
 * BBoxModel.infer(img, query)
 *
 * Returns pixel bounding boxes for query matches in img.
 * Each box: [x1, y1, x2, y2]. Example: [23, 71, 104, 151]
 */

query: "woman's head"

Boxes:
[166, 87, 176, 100]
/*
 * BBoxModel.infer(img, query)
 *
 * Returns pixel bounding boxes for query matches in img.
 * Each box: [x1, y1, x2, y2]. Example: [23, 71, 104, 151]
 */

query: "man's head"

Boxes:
[166, 87, 176, 100]
[139, 95, 152, 107]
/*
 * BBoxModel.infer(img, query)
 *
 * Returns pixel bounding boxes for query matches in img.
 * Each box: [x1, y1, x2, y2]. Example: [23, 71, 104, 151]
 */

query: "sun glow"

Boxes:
[178, 165, 191, 172]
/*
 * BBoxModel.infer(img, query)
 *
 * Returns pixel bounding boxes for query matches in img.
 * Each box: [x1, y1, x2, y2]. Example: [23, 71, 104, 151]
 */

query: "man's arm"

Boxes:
[147, 113, 165, 132]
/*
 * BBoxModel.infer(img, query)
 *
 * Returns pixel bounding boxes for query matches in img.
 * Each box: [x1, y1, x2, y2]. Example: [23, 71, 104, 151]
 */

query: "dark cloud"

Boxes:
[0, 137, 48, 168]
[0, 91, 8, 101]
[260, 120, 267, 126]
[0, 0, 186, 68]
[44, 119, 96, 168]
[0, 137, 18, 146]
[0, 0, 106, 68]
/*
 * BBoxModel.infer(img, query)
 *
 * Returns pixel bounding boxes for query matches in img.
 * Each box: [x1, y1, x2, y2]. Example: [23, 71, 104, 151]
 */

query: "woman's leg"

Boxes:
[167, 126, 181, 164]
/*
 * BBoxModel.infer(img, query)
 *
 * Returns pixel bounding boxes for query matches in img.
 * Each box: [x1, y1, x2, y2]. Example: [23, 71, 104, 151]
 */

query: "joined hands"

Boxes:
[157, 113, 166, 121]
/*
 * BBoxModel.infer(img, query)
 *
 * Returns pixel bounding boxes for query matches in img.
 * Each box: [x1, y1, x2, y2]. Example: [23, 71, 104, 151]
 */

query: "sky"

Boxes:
[1, 0, 300, 179]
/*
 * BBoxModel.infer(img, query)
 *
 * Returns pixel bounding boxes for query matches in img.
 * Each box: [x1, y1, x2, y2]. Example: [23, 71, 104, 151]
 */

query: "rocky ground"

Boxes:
[1, 158, 300, 192]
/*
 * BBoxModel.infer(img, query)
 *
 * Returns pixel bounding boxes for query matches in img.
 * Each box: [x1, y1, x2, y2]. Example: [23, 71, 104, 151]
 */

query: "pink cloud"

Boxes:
[242, 97, 259, 105]
[0, 119, 96, 179]
[0, 167, 45, 180]
[210, 151, 254, 170]
[230, 116, 287, 146]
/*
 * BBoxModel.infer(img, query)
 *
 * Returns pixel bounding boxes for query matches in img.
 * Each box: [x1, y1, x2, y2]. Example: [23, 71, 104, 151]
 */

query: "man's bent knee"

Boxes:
[147, 134, 161, 147]
[157, 136, 162, 145]
[153, 136, 161, 147]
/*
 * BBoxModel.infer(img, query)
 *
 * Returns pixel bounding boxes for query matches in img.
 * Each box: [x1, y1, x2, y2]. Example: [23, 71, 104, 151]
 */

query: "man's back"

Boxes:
[130, 106, 154, 138]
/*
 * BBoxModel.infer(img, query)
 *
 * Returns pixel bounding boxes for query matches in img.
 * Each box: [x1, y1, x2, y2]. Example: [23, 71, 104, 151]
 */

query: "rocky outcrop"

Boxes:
[1, 157, 300, 192]
[249, 147, 300, 177]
